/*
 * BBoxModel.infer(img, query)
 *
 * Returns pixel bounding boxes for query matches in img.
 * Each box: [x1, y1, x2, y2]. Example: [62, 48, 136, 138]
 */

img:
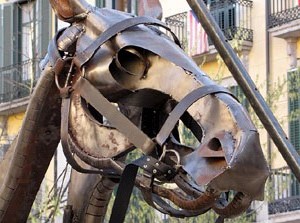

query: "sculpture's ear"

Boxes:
[49, 0, 90, 22]
[138, 0, 163, 20]
[49, 0, 74, 21]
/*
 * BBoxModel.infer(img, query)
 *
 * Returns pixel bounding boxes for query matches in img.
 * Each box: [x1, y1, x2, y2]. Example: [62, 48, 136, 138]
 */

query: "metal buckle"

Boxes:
[159, 144, 181, 170]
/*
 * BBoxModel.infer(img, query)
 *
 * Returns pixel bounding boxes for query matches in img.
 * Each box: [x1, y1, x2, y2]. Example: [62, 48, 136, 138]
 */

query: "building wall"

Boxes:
[0, 0, 298, 221]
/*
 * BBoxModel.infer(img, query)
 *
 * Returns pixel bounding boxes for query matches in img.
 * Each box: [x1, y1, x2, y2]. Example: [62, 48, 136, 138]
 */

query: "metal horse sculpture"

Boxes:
[0, 0, 269, 222]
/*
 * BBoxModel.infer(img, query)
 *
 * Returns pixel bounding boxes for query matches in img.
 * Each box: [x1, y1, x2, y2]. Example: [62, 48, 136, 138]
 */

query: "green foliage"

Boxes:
[27, 165, 69, 223]
[27, 185, 64, 223]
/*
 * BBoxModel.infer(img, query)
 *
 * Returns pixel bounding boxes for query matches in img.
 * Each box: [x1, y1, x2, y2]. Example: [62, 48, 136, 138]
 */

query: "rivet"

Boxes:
[147, 158, 150, 162]
[143, 165, 148, 169]
[168, 170, 172, 174]
[153, 169, 157, 174]
[155, 163, 159, 166]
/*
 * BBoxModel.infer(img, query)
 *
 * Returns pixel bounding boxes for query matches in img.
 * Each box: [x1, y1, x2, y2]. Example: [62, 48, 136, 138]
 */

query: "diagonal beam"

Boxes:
[186, 0, 300, 180]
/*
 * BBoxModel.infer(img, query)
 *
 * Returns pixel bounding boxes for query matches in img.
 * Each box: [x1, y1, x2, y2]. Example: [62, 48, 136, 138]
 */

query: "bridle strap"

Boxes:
[73, 16, 181, 68]
[73, 77, 234, 155]
[73, 77, 156, 154]
[156, 85, 233, 146]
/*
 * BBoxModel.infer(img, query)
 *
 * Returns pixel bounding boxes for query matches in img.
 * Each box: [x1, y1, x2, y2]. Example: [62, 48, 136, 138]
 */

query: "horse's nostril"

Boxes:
[207, 138, 222, 151]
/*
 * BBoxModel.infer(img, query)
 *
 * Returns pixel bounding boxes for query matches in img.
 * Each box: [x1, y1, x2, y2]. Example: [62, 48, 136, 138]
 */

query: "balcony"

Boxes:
[209, 0, 253, 43]
[269, 166, 300, 216]
[165, 0, 253, 58]
[268, 0, 300, 38]
[0, 60, 40, 114]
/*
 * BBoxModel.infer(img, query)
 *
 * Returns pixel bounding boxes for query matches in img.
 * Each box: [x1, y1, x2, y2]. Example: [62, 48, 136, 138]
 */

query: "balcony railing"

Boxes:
[269, 166, 300, 214]
[165, 12, 188, 50]
[269, 0, 300, 28]
[209, 0, 253, 43]
[165, 0, 253, 54]
[0, 59, 40, 104]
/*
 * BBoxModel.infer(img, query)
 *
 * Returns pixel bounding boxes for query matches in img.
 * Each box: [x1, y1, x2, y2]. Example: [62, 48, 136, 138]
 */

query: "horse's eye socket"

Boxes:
[116, 47, 146, 76]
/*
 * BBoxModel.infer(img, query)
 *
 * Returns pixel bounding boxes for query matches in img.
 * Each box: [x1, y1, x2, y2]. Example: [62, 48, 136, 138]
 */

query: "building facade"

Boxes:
[0, 0, 299, 222]
[164, 0, 300, 222]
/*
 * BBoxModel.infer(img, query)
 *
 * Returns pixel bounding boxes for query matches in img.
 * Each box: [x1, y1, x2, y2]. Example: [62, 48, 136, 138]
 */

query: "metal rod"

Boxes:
[186, 0, 300, 180]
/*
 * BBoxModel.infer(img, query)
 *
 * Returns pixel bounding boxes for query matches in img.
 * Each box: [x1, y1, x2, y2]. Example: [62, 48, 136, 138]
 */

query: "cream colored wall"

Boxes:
[160, 0, 190, 19]
[269, 36, 291, 168]
[7, 113, 24, 137]
[298, 39, 300, 58]
[200, 60, 231, 81]
[246, 0, 270, 162]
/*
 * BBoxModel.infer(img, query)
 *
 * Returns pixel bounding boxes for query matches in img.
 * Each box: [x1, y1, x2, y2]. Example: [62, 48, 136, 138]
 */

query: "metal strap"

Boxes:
[156, 85, 233, 146]
[109, 155, 175, 223]
[73, 77, 156, 154]
[108, 159, 141, 223]
[73, 16, 181, 68]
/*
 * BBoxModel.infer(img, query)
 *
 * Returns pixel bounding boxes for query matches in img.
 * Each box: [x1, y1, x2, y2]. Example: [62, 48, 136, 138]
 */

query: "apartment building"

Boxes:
[164, 0, 300, 222]
[0, 0, 137, 221]
[0, 0, 299, 222]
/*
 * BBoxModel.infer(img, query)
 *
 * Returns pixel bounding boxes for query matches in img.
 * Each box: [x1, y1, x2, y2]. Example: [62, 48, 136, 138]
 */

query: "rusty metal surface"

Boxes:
[0, 65, 61, 222]
[187, 0, 300, 181]
[0, 0, 270, 222]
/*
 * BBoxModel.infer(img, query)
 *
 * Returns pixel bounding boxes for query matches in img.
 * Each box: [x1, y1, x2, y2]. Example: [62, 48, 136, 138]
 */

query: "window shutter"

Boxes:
[288, 69, 300, 196]
[288, 69, 300, 152]
[1, 4, 14, 101]
[96, 0, 106, 7]
[3, 4, 13, 67]
[0, 6, 3, 67]
[39, 0, 51, 58]
[229, 85, 249, 110]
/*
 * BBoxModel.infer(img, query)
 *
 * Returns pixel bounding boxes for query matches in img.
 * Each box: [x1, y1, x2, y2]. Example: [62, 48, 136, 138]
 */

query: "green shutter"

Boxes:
[0, 6, 3, 67]
[288, 69, 300, 196]
[229, 85, 249, 110]
[3, 4, 13, 66]
[39, 0, 51, 58]
[288, 69, 300, 151]
[96, 0, 106, 7]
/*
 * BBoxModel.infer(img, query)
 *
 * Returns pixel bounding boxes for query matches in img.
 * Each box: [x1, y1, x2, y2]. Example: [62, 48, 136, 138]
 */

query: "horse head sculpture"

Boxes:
[0, 0, 269, 222]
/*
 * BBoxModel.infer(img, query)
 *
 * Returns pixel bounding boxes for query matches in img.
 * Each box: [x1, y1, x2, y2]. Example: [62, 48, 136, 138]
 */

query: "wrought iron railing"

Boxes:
[209, 0, 253, 43]
[165, 12, 188, 50]
[269, 166, 300, 214]
[0, 59, 40, 104]
[269, 0, 300, 28]
[165, 0, 253, 53]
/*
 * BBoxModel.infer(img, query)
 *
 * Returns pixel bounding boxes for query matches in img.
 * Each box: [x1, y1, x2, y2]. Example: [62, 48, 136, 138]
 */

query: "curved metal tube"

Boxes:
[212, 192, 252, 218]
[152, 185, 219, 211]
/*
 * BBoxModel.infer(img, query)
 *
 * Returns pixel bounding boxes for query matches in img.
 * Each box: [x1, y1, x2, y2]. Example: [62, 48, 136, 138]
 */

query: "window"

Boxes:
[0, 0, 51, 103]
[229, 85, 249, 110]
[20, 1, 35, 81]
[288, 69, 300, 152]
[210, 2, 236, 33]
[126, 0, 138, 14]
[96, 0, 115, 9]
[96, 0, 138, 14]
